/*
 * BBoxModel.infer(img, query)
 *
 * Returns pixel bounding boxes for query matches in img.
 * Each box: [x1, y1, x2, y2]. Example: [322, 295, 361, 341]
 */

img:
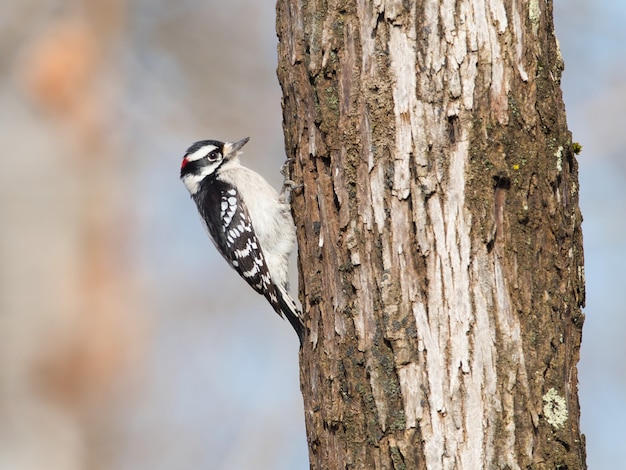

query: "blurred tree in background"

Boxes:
[3, 2, 137, 468]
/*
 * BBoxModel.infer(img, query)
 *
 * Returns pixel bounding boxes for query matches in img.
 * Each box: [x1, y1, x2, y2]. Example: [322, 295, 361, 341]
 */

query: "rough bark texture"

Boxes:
[276, 0, 586, 468]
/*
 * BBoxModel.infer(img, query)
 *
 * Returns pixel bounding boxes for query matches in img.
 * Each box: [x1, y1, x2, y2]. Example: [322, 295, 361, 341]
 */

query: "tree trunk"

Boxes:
[276, 0, 586, 468]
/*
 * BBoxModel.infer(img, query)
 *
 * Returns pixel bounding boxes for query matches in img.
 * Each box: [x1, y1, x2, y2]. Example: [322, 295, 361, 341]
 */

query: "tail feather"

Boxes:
[271, 284, 305, 345]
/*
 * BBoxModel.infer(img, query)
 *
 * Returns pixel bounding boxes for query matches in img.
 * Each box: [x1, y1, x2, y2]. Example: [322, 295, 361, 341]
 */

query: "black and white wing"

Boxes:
[193, 181, 304, 342]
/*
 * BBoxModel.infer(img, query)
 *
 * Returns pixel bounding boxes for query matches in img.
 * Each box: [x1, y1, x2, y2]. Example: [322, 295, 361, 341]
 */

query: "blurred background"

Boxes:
[0, 0, 622, 469]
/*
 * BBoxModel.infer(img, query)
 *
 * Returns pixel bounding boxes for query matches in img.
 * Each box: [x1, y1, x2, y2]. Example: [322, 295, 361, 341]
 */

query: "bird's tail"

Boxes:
[274, 284, 305, 346]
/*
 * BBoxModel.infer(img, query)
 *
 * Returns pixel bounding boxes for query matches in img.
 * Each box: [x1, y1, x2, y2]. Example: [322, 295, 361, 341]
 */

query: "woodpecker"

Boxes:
[180, 137, 304, 343]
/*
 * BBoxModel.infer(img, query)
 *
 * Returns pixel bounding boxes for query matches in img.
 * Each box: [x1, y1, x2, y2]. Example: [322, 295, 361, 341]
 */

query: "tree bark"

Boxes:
[276, 0, 586, 468]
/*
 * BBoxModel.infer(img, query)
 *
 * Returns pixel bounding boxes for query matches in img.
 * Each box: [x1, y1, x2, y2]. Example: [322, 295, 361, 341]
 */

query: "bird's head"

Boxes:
[180, 137, 249, 194]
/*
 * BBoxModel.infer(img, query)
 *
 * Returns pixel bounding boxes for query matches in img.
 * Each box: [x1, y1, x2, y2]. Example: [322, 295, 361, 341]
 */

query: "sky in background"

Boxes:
[0, 1, 624, 469]
[554, 0, 626, 466]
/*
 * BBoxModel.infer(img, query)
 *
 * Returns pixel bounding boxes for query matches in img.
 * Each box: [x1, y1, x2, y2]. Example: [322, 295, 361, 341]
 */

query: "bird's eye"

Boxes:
[207, 150, 220, 161]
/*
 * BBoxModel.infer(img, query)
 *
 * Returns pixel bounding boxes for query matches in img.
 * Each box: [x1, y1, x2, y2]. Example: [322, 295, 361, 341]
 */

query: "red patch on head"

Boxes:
[181, 157, 189, 169]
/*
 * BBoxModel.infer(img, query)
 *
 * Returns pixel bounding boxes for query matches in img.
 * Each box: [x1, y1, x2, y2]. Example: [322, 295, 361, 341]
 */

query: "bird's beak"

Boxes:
[224, 137, 250, 158]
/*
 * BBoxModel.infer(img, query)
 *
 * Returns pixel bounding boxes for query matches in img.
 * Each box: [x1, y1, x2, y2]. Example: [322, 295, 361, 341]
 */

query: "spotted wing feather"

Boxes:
[217, 188, 277, 301]
[192, 180, 303, 335]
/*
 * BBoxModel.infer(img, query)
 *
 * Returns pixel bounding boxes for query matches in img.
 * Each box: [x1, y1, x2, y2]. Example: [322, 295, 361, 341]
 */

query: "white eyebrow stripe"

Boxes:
[186, 144, 218, 162]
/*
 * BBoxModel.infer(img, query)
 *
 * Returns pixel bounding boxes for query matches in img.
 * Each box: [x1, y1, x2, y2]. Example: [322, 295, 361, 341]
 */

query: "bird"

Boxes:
[180, 137, 304, 343]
